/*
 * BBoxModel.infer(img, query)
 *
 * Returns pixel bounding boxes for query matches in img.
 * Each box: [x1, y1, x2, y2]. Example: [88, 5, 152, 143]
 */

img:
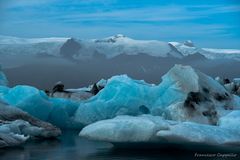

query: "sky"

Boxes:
[0, 0, 240, 48]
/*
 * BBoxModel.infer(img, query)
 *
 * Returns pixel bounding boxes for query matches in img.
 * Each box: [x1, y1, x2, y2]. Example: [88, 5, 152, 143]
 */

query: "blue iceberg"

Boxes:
[0, 85, 81, 129]
[0, 66, 8, 86]
[74, 65, 234, 126]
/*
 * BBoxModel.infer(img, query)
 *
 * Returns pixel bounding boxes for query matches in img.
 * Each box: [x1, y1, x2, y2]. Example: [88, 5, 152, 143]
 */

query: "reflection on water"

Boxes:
[0, 130, 239, 160]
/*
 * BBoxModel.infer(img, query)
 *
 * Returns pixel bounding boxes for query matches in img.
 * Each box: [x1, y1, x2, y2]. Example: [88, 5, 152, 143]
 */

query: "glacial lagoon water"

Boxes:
[0, 130, 239, 160]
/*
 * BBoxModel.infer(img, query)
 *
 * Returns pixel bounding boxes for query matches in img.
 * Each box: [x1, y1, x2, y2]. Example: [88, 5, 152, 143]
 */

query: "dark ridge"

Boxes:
[59, 38, 81, 59]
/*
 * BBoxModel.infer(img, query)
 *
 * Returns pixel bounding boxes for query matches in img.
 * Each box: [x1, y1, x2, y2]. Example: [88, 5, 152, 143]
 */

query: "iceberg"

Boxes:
[156, 122, 240, 145]
[52, 90, 93, 101]
[74, 75, 157, 125]
[0, 101, 61, 148]
[80, 115, 240, 146]
[0, 65, 8, 86]
[79, 64, 240, 146]
[0, 131, 28, 148]
[218, 110, 240, 131]
[51, 79, 107, 101]
[48, 98, 82, 128]
[0, 101, 61, 138]
[74, 64, 233, 125]
[215, 77, 240, 96]
[0, 85, 81, 129]
[2, 85, 54, 121]
[80, 115, 169, 142]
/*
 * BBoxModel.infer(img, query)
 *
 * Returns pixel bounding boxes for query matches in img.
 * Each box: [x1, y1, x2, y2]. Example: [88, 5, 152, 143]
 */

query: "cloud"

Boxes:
[52, 6, 197, 24]
[1, 0, 116, 9]
[0, 0, 55, 8]
[2, 1, 240, 24]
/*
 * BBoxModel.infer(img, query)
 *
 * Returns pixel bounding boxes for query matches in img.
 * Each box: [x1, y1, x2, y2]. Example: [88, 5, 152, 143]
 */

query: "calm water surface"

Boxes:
[0, 130, 239, 160]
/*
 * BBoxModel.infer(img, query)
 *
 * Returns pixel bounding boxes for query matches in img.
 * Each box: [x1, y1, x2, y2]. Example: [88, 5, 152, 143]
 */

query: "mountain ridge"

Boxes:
[0, 34, 240, 61]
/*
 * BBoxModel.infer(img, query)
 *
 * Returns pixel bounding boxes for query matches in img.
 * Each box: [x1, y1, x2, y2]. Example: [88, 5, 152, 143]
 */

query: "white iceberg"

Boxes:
[80, 115, 240, 146]
[156, 121, 240, 145]
[0, 120, 38, 139]
[80, 115, 169, 142]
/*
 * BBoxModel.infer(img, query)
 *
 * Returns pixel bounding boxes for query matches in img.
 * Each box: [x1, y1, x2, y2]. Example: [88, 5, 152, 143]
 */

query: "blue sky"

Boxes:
[0, 0, 240, 48]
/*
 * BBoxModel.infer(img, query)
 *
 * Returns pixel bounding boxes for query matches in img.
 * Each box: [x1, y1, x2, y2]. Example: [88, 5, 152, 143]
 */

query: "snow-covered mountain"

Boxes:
[0, 35, 68, 56]
[201, 48, 240, 60]
[0, 35, 68, 44]
[169, 41, 240, 61]
[0, 34, 240, 61]
[59, 34, 240, 60]
[87, 34, 183, 58]
[59, 34, 184, 59]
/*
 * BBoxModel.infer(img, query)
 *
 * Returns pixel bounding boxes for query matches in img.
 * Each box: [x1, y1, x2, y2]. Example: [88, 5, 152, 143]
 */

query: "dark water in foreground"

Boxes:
[0, 130, 239, 160]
